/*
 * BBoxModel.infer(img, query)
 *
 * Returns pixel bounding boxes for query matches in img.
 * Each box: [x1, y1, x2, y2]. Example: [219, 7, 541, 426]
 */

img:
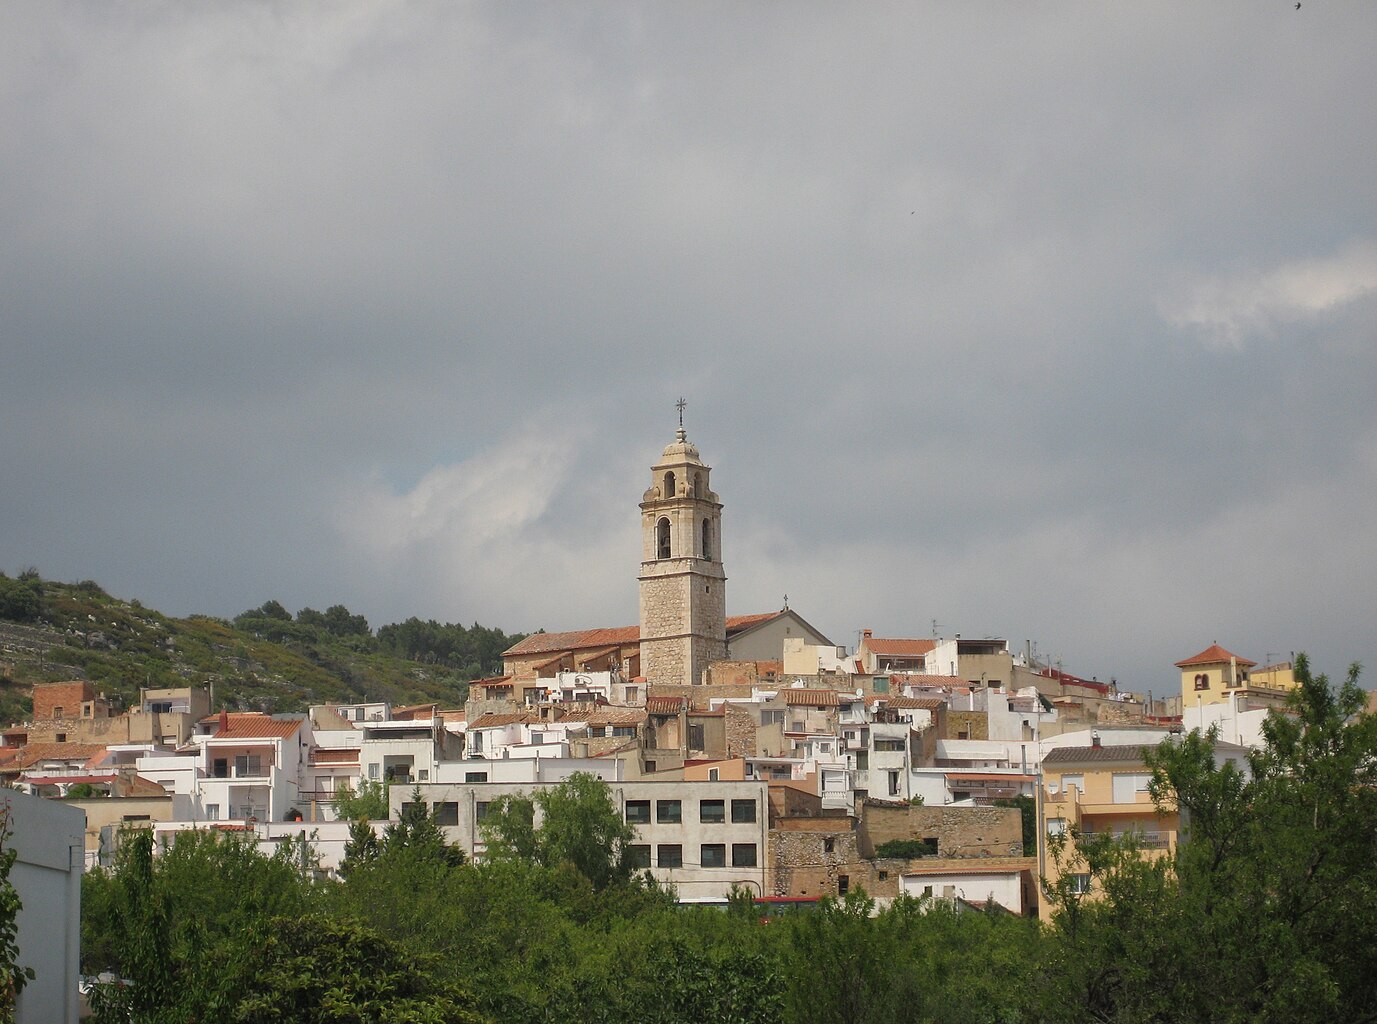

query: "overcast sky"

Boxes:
[3, 2, 1375, 694]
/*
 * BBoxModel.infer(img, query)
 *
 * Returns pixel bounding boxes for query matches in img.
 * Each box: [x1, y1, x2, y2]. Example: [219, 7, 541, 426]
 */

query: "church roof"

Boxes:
[1175, 644, 1256, 669]
[502, 614, 791, 659]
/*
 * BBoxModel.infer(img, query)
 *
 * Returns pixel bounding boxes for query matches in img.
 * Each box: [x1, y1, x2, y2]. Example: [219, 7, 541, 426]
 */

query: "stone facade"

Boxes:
[945, 710, 989, 741]
[858, 801, 1023, 858]
[638, 428, 728, 686]
[32, 681, 97, 720]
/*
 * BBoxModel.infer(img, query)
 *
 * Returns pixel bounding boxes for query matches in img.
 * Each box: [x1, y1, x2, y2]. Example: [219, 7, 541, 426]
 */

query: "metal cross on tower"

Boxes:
[676, 396, 686, 427]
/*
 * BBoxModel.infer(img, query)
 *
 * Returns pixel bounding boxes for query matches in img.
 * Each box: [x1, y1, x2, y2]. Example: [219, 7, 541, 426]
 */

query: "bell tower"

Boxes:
[638, 407, 727, 686]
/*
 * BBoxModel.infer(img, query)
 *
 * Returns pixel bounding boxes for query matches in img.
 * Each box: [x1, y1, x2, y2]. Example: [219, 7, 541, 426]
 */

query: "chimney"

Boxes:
[1091, 730, 1101, 749]
[862, 629, 872, 640]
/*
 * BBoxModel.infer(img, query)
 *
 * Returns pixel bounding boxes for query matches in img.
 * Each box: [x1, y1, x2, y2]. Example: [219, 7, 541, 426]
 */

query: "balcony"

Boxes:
[204, 765, 271, 780]
[1080, 830, 1172, 850]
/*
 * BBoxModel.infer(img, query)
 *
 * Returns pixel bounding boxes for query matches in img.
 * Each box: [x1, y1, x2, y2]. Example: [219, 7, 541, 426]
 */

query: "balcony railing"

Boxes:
[1079, 830, 1171, 850]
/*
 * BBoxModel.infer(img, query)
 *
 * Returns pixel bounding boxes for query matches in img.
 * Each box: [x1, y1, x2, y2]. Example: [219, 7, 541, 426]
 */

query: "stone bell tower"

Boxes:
[638, 413, 727, 686]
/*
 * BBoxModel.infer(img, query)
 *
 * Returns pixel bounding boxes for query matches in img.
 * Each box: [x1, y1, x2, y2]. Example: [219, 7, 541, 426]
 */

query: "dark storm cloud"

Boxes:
[2, 2, 1374, 688]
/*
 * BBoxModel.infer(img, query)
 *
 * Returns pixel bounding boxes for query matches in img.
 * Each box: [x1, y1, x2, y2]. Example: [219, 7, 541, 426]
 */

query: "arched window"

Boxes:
[656, 517, 671, 559]
[701, 519, 712, 560]
[663, 471, 676, 498]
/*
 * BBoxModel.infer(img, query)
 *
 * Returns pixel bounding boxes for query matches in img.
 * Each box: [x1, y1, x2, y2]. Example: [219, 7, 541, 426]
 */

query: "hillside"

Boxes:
[0, 571, 526, 721]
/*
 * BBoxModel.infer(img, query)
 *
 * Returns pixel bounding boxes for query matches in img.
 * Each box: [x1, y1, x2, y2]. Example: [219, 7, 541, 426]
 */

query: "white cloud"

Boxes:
[1161, 241, 1377, 349]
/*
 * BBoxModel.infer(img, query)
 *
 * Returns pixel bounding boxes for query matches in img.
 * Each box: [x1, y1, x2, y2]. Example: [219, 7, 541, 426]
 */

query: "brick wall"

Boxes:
[32, 681, 95, 720]
[724, 705, 757, 758]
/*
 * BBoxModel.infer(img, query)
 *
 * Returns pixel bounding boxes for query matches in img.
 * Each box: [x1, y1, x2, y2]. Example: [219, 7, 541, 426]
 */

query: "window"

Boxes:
[731, 843, 757, 868]
[761, 710, 784, 727]
[1194, 673, 1209, 691]
[888, 770, 901, 796]
[433, 802, 458, 826]
[626, 844, 651, 869]
[234, 754, 262, 777]
[658, 844, 682, 868]
[418, 769, 429, 782]
[663, 471, 676, 497]
[122, 814, 151, 822]
[52, 706, 64, 718]
[625, 800, 651, 825]
[923, 885, 933, 897]
[206, 804, 220, 820]
[465, 771, 488, 783]
[471, 732, 484, 752]
[1112, 772, 1152, 803]
[401, 800, 424, 820]
[838, 874, 850, 896]
[656, 517, 671, 559]
[688, 724, 704, 750]
[1061, 774, 1084, 794]
[878, 869, 888, 881]
[475, 802, 490, 821]
[701, 844, 726, 868]
[626, 686, 638, 703]
[1047, 817, 1067, 836]
[368, 763, 380, 781]
[701, 519, 712, 560]
[875, 739, 905, 751]
[700, 799, 725, 823]
[731, 799, 757, 823]
[657, 800, 682, 824]
[55, 733, 67, 743]
[708, 768, 719, 782]
[823, 837, 835, 854]
[1070, 873, 1092, 895]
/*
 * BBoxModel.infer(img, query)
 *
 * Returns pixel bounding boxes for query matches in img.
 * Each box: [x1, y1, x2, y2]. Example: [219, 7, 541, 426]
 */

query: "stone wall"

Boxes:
[767, 821, 860, 897]
[859, 802, 1023, 858]
[724, 705, 756, 758]
[648, 683, 753, 710]
[32, 681, 94, 720]
[945, 710, 988, 741]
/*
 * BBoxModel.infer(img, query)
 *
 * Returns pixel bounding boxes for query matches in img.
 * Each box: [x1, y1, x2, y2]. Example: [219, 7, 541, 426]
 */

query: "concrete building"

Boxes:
[397, 776, 768, 902]
[2, 789, 83, 1024]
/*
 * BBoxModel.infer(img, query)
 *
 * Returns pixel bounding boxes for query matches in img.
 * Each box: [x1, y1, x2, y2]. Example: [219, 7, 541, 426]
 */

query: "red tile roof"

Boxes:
[468, 712, 537, 730]
[874, 695, 947, 711]
[585, 708, 647, 727]
[503, 614, 784, 657]
[783, 689, 841, 708]
[14, 743, 108, 770]
[646, 696, 687, 715]
[1175, 644, 1256, 668]
[864, 638, 937, 657]
[503, 627, 641, 658]
[201, 713, 304, 740]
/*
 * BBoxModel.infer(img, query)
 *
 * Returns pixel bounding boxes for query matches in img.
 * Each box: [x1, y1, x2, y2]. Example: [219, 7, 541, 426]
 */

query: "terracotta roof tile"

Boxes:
[872, 695, 947, 710]
[864, 638, 937, 657]
[503, 627, 641, 658]
[783, 689, 840, 707]
[468, 712, 537, 730]
[646, 696, 687, 715]
[204, 714, 304, 740]
[1175, 644, 1256, 669]
[14, 743, 109, 770]
[585, 708, 648, 727]
[503, 614, 784, 658]
[1043, 744, 1153, 766]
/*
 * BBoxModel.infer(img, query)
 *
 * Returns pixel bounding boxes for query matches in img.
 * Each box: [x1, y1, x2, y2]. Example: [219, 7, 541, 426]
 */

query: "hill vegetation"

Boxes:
[0, 570, 525, 719]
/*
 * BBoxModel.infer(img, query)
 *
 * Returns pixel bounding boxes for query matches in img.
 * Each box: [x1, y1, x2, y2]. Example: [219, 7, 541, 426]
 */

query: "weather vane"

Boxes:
[676, 397, 686, 428]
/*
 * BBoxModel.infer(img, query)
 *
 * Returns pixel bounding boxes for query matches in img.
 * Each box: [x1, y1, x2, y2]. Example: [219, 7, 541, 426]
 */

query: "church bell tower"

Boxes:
[638, 411, 727, 686]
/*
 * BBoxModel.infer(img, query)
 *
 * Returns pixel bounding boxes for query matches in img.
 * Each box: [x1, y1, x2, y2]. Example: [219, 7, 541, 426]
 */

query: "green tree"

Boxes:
[229, 915, 487, 1024]
[1038, 654, 1377, 1024]
[333, 778, 389, 820]
[338, 817, 381, 879]
[383, 788, 466, 868]
[479, 773, 637, 890]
